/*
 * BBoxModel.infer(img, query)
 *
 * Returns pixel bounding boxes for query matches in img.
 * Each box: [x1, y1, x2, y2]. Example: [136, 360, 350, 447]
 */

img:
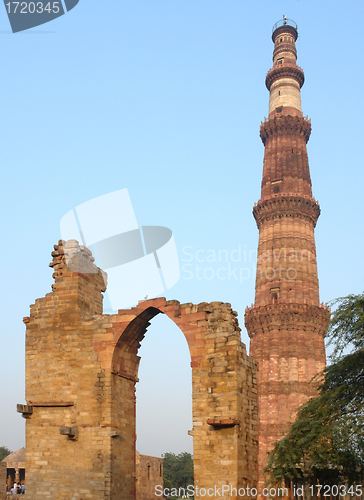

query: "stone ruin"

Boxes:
[18, 240, 258, 500]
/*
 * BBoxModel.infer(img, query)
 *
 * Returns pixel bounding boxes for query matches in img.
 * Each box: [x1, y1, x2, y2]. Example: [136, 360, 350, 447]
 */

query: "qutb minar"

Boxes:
[245, 17, 330, 489]
[19, 16, 333, 500]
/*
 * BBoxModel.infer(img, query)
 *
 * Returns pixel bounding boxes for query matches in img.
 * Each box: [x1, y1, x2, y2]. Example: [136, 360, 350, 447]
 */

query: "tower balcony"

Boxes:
[253, 195, 321, 229]
[260, 114, 311, 145]
[244, 302, 330, 339]
[265, 63, 305, 91]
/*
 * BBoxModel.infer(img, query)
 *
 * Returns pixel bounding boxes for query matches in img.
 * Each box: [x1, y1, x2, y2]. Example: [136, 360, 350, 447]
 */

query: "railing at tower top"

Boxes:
[272, 18, 298, 33]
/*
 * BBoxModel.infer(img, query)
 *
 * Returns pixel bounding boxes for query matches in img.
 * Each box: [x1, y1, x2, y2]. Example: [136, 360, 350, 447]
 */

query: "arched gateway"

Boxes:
[21, 241, 258, 500]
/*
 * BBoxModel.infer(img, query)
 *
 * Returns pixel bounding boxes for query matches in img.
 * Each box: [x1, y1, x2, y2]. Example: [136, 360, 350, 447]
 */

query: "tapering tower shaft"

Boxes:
[245, 19, 330, 490]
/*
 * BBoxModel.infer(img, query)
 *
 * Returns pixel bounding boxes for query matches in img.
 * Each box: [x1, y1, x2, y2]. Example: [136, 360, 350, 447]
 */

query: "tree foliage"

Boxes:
[0, 446, 12, 461]
[162, 452, 194, 492]
[265, 292, 364, 485]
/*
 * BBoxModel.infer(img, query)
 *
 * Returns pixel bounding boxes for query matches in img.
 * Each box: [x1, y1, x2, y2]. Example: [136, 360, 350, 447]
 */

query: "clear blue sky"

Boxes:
[1, 0, 363, 456]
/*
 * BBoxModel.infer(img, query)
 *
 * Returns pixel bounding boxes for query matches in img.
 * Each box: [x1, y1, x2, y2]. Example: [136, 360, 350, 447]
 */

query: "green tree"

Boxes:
[265, 292, 364, 485]
[162, 451, 194, 493]
[0, 446, 12, 461]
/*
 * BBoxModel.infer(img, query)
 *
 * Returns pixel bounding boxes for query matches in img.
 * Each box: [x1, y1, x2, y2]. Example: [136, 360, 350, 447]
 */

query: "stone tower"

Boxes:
[244, 18, 330, 488]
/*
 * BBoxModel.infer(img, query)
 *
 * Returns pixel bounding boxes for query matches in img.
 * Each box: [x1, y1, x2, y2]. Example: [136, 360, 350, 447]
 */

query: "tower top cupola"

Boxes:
[272, 16, 298, 42]
[266, 17, 304, 117]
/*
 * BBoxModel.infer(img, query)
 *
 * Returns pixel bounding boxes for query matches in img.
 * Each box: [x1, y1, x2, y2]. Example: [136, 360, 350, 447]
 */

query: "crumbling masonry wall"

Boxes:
[135, 452, 163, 500]
[22, 241, 258, 500]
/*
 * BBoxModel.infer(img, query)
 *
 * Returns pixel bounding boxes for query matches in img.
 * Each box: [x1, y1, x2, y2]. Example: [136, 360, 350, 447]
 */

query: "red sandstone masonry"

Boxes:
[23, 241, 258, 500]
[245, 22, 330, 491]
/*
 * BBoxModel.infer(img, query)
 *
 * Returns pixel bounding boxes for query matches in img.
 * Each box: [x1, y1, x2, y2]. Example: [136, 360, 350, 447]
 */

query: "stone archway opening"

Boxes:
[109, 304, 198, 500]
[135, 313, 193, 457]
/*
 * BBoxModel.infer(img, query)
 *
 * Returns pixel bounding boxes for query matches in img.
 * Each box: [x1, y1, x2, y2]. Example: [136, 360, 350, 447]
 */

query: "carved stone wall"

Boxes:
[22, 241, 258, 500]
[0, 462, 6, 498]
[135, 452, 163, 500]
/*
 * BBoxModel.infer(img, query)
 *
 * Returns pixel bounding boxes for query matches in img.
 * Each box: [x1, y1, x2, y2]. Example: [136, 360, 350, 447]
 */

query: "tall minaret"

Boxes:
[245, 18, 330, 489]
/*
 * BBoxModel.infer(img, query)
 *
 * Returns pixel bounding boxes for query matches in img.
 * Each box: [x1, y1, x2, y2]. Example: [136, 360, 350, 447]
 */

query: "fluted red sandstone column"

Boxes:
[244, 18, 330, 490]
